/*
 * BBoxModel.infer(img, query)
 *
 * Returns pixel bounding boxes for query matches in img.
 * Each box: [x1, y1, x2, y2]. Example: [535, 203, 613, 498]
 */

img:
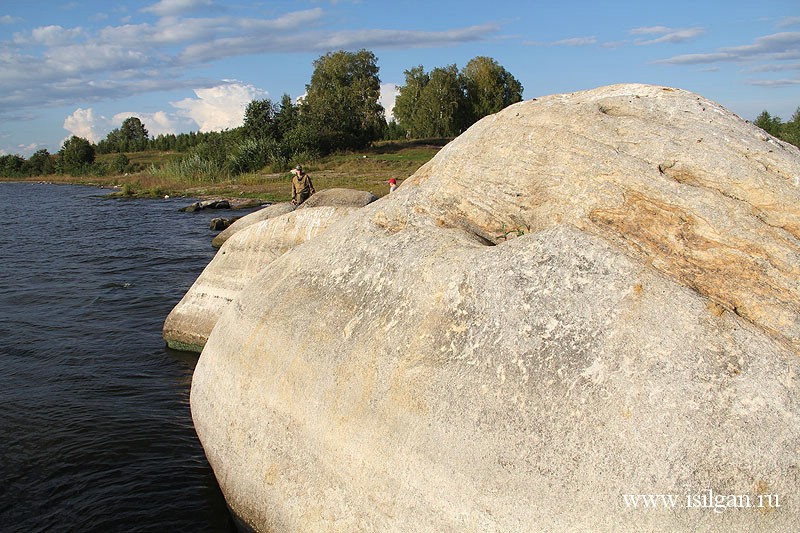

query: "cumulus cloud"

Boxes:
[111, 110, 193, 137]
[630, 26, 705, 45]
[379, 83, 400, 121]
[171, 82, 268, 131]
[59, 81, 265, 144]
[63, 108, 106, 143]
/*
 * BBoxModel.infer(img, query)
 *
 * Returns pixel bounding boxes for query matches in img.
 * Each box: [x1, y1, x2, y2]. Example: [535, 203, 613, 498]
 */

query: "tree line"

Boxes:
[753, 109, 800, 148]
[5, 48, 798, 181]
[1, 49, 525, 180]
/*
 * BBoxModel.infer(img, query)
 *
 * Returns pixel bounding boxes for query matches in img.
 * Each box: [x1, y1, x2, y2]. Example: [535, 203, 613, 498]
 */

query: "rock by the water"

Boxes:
[190, 84, 800, 531]
[298, 187, 378, 209]
[211, 202, 296, 249]
[211, 190, 377, 248]
[209, 217, 239, 231]
[163, 206, 357, 352]
[179, 199, 232, 212]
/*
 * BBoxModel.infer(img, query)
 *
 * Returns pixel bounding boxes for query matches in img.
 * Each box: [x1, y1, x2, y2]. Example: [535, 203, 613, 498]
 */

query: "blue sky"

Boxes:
[1, 0, 798, 156]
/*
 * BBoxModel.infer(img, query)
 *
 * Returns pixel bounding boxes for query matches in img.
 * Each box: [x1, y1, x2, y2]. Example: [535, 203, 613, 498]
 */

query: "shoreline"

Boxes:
[0, 177, 279, 208]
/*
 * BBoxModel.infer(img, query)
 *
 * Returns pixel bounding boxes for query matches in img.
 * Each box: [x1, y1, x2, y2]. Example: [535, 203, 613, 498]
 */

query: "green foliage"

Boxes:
[462, 56, 523, 122]
[394, 56, 523, 139]
[300, 49, 385, 153]
[395, 64, 467, 138]
[227, 138, 273, 174]
[0, 154, 26, 176]
[243, 99, 278, 141]
[754, 111, 782, 136]
[98, 116, 150, 153]
[111, 153, 130, 174]
[276, 94, 299, 140]
[59, 136, 96, 173]
[383, 119, 407, 140]
[152, 153, 229, 183]
[753, 107, 800, 149]
[120, 183, 136, 196]
[26, 149, 55, 175]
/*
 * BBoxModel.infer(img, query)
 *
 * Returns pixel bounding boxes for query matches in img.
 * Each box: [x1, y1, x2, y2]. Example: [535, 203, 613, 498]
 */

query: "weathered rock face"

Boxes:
[212, 202, 296, 249]
[163, 206, 357, 352]
[298, 187, 378, 209]
[191, 85, 800, 531]
[211, 189, 377, 248]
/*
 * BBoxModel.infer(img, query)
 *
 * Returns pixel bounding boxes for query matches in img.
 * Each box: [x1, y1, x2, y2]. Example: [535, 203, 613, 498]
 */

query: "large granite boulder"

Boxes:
[191, 84, 800, 531]
[163, 206, 358, 352]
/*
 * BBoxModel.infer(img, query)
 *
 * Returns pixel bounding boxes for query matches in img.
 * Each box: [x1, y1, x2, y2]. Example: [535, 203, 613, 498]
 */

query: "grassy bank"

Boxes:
[7, 139, 447, 202]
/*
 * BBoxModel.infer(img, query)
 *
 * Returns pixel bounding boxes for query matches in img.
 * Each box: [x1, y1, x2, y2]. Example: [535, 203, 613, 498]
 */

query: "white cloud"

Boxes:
[111, 110, 192, 137]
[746, 61, 800, 73]
[524, 36, 597, 47]
[630, 26, 704, 45]
[171, 82, 268, 131]
[1, 15, 20, 24]
[142, 0, 217, 17]
[63, 108, 106, 143]
[657, 31, 800, 65]
[748, 79, 800, 87]
[179, 20, 499, 63]
[379, 83, 400, 121]
[57, 82, 268, 147]
[29, 25, 86, 46]
[552, 36, 597, 46]
[778, 17, 800, 28]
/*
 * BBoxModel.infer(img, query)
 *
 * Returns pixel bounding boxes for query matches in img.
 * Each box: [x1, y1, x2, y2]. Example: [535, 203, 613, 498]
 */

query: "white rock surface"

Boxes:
[212, 202, 296, 249]
[163, 206, 357, 352]
[191, 84, 800, 531]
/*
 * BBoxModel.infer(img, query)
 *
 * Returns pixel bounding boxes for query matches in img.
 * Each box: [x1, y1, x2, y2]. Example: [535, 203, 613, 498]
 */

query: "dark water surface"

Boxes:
[0, 183, 237, 532]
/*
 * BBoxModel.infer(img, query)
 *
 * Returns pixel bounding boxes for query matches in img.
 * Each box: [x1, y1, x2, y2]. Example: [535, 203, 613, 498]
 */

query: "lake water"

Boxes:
[0, 182, 237, 532]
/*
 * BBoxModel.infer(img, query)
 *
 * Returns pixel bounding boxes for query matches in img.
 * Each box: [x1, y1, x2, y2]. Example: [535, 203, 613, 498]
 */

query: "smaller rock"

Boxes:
[210, 217, 239, 231]
[179, 199, 232, 212]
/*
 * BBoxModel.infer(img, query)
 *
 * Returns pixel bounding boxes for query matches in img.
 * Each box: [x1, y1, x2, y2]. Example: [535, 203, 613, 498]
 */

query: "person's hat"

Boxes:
[295, 165, 302, 171]
[389, 178, 396, 184]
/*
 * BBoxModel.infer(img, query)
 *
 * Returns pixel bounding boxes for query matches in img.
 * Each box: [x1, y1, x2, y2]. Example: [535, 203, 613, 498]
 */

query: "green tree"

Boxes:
[25, 149, 55, 176]
[243, 98, 278, 141]
[393, 66, 430, 137]
[120, 117, 149, 151]
[275, 94, 299, 141]
[300, 49, 385, 152]
[111, 153, 130, 174]
[59, 136, 95, 172]
[779, 107, 800, 148]
[383, 119, 407, 140]
[0, 154, 25, 177]
[462, 56, 523, 122]
[396, 57, 523, 138]
[754, 110, 781, 136]
[423, 65, 468, 137]
[98, 116, 150, 153]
